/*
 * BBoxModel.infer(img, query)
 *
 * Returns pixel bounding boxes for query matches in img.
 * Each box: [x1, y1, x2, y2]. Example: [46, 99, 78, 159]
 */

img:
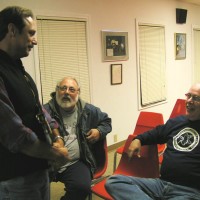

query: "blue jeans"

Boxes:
[0, 170, 49, 200]
[105, 175, 200, 200]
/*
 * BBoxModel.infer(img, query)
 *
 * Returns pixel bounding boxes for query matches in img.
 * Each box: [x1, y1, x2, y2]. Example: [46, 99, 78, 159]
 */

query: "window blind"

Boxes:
[36, 17, 90, 104]
[138, 24, 166, 106]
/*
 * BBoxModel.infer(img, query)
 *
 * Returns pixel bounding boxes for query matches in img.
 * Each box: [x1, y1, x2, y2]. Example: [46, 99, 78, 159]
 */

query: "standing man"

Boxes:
[105, 83, 200, 200]
[0, 6, 69, 200]
[44, 77, 112, 200]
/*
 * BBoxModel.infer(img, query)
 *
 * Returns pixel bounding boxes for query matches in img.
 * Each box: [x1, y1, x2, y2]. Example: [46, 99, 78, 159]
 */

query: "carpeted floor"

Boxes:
[50, 149, 120, 200]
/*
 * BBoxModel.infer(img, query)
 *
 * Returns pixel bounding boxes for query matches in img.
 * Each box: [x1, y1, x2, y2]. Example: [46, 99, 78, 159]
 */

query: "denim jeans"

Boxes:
[0, 170, 49, 200]
[105, 175, 200, 200]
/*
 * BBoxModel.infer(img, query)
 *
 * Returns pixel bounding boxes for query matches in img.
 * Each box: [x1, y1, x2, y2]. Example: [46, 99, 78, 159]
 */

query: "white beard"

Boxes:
[56, 93, 78, 110]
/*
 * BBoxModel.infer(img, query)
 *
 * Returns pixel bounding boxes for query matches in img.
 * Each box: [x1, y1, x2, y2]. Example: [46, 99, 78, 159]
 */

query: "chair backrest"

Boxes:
[137, 111, 164, 127]
[133, 111, 164, 136]
[133, 111, 165, 157]
[92, 138, 108, 179]
[169, 99, 186, 119]
[114, 134, 160, 178]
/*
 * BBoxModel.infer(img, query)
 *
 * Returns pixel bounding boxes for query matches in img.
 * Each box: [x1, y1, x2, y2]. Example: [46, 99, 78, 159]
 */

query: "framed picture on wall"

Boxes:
[111, 64, 122, 85]
[175, 33, 186, 60]
[102, 31, 129, 61]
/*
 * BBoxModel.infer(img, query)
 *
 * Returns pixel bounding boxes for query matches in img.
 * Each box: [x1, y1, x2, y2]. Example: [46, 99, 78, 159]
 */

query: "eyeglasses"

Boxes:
[185, 93, 200, 102]
[57, 86, 79, 94]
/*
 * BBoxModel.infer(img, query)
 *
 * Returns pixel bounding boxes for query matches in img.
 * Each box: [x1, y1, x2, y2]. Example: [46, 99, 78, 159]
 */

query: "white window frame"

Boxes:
[136, 20, 167, 109]
[192, 25, 200, 83]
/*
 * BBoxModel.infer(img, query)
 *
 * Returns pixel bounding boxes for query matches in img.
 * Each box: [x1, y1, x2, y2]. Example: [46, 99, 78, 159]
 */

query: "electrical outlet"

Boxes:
[114, 134, 118, 142]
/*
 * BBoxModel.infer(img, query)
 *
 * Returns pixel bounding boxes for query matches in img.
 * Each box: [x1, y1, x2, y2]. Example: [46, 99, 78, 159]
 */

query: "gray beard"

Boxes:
[56, 93, 78, 110]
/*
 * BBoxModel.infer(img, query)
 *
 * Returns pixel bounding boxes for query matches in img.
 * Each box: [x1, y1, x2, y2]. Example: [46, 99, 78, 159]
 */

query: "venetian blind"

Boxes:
[138, 24, 166, 106]
[193, 28, 200, 82]
[37, 17, 90, 104]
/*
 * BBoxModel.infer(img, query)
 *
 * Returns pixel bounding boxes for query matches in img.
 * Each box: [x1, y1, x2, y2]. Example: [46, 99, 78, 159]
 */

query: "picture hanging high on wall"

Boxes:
[175, 33, 186, 60]
[102, 31, 129, 61]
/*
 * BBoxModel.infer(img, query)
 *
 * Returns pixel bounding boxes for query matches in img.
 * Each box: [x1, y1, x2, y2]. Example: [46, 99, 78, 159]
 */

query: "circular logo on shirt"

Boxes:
[173, 127, 199, 152]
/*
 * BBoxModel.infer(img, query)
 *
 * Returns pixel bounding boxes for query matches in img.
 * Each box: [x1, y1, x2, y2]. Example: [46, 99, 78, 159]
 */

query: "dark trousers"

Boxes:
[56, 161, 92, 200]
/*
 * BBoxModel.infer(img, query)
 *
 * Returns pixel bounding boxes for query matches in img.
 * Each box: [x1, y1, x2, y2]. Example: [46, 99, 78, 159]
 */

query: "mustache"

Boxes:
[62, 94, 71, 101]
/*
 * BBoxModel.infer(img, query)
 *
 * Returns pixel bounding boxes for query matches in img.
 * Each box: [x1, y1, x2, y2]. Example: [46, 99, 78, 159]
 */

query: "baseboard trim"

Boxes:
[108, 140, 126, 152]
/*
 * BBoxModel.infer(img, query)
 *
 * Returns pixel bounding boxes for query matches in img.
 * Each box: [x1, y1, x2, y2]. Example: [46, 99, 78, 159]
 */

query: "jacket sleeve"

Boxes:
[0, 77, 38, 153]
[89, 105, 112, 139]
[42, 106, 59, 129]
[135, 119, 175, 145]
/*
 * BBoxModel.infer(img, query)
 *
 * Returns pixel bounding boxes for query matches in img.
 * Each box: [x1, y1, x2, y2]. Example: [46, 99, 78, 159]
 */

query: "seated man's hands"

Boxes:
[53, 139, 64, 148]
[52, 129, 65, 148]
[127, 139, 141, 159]
[85, 129, 100, 143]
[50, 146, 70, 170]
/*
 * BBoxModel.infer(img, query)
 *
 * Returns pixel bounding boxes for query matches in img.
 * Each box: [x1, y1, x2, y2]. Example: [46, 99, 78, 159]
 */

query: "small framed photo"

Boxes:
[111, 64, 122, 85]
[102, 31, 128, 61]
[175, 33, 186, 60]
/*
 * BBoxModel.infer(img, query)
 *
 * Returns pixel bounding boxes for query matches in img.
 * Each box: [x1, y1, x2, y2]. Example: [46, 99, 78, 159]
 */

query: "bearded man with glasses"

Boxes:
[105, 82, 200, 200]
[44, 77, 112, 200]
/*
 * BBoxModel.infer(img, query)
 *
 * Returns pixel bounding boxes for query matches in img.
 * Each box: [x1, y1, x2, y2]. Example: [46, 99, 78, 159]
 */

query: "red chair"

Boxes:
[169, 99, 186, 119]
[87, 138, 108, 200]
[91, 134, 160, 200]
[92, 138, 108, 181]
[113, 111, 165, 171]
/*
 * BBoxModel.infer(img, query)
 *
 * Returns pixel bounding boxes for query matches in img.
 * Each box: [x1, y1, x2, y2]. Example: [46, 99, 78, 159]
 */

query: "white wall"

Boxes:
[2, 0, 200, 146]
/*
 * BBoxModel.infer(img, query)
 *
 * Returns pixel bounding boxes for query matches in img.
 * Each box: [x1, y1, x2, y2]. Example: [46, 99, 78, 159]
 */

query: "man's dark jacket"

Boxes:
[44, 92, 112, 175]
[0, 50, 48, 181]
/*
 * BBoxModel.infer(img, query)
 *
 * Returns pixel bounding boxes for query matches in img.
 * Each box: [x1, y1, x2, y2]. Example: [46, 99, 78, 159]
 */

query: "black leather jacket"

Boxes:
[44, 93, 112, 175]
